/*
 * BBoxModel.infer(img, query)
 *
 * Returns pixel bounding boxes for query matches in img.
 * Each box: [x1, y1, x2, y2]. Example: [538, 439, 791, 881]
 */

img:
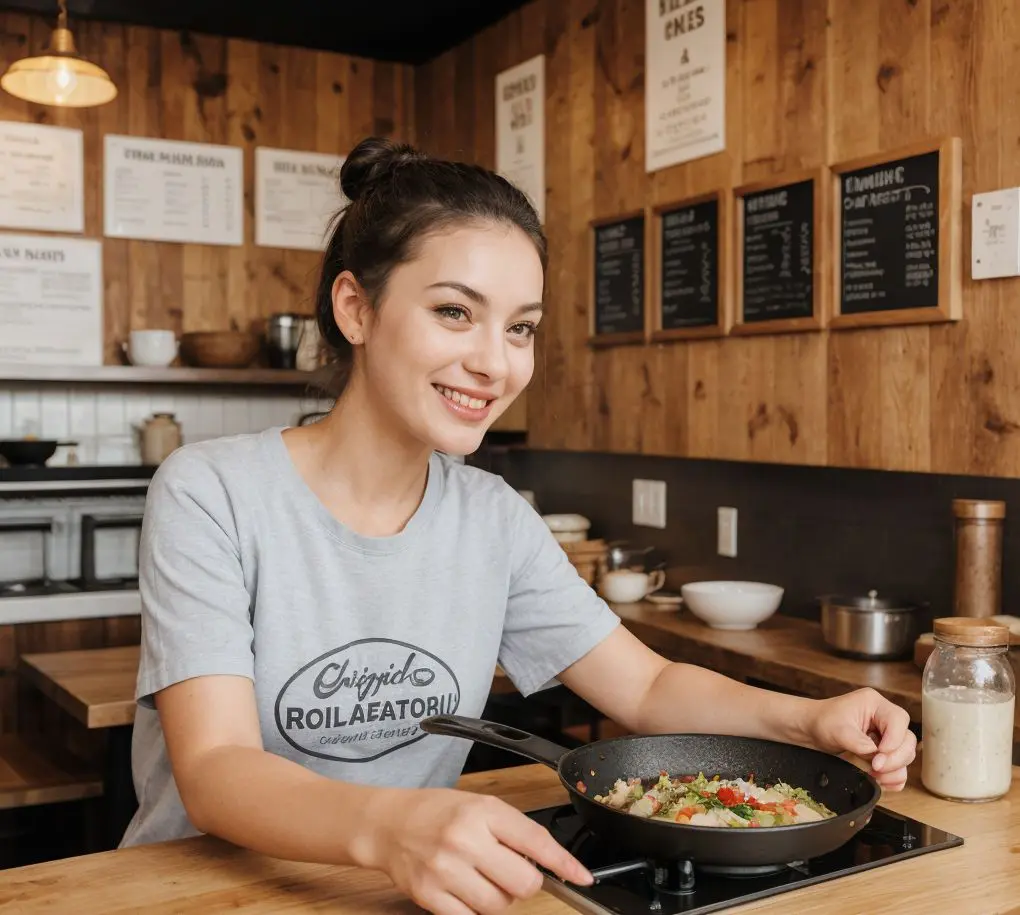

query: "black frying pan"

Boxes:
[0, 440, 74, 466]
[420, 715, 881, 867]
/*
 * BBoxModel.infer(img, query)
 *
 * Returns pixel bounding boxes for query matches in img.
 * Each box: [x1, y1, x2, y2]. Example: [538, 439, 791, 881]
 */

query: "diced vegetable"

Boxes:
[592, 770, 835, 829]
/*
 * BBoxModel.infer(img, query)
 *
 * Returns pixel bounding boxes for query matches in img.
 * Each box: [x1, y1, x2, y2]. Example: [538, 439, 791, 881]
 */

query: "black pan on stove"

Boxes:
[420, 715, 881, 868]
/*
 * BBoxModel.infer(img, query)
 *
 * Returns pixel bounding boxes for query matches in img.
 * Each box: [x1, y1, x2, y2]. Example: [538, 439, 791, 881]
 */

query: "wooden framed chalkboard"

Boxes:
[650, 190, 731, 341]
[830, 137, 962, 329]
[589, 211, 647, 347]
[732, 168, 829, 336]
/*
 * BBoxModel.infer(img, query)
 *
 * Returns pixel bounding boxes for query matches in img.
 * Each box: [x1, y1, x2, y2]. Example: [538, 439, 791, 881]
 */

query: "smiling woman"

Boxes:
[311, 136, 546, 456]
[121, 137, 917, 915]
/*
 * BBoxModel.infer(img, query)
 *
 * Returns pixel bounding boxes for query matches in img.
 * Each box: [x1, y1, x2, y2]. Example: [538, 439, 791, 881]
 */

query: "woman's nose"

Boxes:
[463, 330, 510, 381]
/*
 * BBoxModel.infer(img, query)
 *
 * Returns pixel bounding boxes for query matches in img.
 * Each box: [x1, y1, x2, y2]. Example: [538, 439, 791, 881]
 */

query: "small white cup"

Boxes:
[124, 330, 178, 367]
[598, 568, 666, 604]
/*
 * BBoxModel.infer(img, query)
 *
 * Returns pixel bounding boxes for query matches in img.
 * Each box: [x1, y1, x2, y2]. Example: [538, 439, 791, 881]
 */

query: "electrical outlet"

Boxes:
[717, 506, 738, 557]
[633, 479, 667, 528]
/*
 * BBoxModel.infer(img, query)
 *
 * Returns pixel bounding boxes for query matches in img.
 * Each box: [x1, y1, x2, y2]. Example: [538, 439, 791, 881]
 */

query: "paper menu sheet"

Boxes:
[0, 233, 103, 366]
[255, 147, 346, 251]
[103, 134, 243, 246]
[0, 121, 84, 234]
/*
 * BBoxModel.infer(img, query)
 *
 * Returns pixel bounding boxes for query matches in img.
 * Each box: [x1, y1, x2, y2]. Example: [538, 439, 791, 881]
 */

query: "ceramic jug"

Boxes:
[138, 413, 182, 465]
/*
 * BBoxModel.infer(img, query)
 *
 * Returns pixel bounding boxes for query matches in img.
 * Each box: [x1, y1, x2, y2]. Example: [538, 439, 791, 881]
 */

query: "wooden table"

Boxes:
[0, 757, 1014, 913]
[20, 645, 140, 850]
[20, 644, 140, 729]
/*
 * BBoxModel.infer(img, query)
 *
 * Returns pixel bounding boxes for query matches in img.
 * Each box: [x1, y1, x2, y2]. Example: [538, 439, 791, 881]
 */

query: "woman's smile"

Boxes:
[432, 384, 495, 421]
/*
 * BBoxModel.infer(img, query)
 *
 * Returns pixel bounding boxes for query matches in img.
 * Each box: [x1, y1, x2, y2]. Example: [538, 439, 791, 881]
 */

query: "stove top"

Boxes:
[0, 577, 139, 598]
[525, 803, 962, 914]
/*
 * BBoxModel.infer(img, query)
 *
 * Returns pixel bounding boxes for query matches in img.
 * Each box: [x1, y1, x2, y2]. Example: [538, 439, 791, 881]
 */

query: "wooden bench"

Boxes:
[0, 736, 102, 810]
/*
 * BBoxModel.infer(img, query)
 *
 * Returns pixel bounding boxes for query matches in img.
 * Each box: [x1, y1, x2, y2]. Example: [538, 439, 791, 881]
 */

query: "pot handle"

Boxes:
[420, 715, 571, 770]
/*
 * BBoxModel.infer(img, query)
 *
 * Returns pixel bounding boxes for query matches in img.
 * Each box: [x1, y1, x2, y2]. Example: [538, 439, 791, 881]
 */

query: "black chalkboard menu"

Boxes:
[838, 150, 940, 315]
[658, 197, 720, 331]
[740, 179, 816, 324]
[592, 214, 645, 338]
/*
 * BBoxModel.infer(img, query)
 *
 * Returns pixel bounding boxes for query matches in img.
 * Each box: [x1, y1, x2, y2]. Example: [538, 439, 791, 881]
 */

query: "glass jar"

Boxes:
[921, 617, 1015, 802]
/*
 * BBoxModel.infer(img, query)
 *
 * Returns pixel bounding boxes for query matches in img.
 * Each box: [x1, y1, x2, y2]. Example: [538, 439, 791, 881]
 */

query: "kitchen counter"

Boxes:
[0, 758, 1014, 913]
[611, 602, 1020, 742]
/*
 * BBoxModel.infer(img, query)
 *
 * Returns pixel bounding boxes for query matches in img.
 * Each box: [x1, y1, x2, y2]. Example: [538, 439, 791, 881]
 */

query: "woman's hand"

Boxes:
[364, 787, 592, 915]
[804, 688, 917, 790]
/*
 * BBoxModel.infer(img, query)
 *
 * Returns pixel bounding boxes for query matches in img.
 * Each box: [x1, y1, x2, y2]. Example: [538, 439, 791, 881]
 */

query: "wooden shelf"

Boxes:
[0, 363, 330, 390]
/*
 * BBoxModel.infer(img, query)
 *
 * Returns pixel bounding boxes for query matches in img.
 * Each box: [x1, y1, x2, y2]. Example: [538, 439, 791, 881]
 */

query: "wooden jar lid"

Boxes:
[952, 498, 1006, 520]
[933, 616, 1011, 647]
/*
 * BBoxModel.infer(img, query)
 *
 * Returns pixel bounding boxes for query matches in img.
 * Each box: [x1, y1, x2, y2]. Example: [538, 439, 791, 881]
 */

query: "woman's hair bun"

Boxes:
[339, 136, 424, 203]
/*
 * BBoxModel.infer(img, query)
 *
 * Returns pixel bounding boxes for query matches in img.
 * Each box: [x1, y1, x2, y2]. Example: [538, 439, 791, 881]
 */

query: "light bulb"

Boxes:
[48, 64, 77, 103]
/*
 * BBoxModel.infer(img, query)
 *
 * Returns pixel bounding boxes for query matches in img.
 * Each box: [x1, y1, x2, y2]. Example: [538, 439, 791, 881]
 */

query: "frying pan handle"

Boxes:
[420, 715, 570, 769]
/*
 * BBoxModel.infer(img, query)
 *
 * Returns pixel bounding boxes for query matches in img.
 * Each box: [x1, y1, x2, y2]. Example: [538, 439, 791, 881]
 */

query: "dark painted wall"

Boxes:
[472, 448, 1020, 635]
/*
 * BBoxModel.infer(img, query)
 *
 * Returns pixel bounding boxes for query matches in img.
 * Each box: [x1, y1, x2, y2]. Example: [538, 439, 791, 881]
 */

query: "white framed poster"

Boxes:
[0, 121, 84, 234]
[645, 0, 726, 173]
[103, 135, 243, 246]
[0, 233, 103, 366]
[496, 54, 545, 224]
[255, 147, 346, 251]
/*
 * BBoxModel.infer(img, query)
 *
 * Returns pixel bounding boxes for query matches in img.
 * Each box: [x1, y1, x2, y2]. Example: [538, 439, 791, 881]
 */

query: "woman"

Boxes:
[122, 137, 916, 915]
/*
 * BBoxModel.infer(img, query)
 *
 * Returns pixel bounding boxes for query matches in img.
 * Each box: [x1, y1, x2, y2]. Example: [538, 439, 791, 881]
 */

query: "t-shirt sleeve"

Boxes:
[134, 447, 256, 709]
[497, 488, 621, 697]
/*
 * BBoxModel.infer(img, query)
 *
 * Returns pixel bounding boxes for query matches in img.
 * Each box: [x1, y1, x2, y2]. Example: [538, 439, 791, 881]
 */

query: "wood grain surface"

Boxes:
[0, 758, 1014, 913]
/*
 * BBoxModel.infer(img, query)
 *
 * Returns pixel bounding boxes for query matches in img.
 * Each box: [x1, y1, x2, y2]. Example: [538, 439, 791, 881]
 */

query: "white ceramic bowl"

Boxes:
[680, 581, 784, 630]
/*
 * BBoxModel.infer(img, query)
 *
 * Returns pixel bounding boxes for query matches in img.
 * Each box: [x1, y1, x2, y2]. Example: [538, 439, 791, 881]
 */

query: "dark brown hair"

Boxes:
[314, 136, 547, 393]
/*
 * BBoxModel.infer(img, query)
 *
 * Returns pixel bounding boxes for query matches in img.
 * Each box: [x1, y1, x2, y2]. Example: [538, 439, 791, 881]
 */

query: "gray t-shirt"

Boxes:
[120, 427, 620, 848]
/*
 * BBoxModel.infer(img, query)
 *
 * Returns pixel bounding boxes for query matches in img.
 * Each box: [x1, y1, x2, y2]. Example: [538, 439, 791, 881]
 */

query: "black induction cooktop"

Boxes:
[525, 803, 963, 914]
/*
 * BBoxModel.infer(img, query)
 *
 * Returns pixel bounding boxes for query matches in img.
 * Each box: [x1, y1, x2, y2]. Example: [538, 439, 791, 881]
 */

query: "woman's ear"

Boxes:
[331, 271, 372, 345]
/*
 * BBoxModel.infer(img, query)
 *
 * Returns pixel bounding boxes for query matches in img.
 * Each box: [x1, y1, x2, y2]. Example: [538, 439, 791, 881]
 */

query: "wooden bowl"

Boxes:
[180, 331, 260, 368]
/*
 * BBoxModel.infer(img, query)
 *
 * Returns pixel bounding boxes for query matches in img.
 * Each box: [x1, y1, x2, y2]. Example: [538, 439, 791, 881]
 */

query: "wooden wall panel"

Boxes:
[416, 0, 1020, 479]
[0, 13, 415, 362]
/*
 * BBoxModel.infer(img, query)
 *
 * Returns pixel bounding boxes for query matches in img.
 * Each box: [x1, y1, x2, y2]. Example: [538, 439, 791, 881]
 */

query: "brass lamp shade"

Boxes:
[1, 20, 117, 108]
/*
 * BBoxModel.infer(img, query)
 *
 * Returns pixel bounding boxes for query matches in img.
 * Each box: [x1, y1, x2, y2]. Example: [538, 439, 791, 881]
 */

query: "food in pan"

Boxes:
[591, 771, 836, 828]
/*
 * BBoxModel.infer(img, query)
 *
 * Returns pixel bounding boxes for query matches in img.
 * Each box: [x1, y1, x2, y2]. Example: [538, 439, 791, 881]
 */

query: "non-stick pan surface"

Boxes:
[421, 715, 881, 867]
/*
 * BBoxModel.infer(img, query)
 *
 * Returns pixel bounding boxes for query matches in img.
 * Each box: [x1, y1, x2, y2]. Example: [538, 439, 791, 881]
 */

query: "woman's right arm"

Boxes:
[156, 665, 592, 915]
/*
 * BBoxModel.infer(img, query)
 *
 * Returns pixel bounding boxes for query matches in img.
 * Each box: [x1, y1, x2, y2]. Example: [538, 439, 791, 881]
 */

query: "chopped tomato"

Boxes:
[716, 786, 746, 807]
[576, 780, 587, 794]
[749, 821, 761, 828]
[679, 774, 696, 783]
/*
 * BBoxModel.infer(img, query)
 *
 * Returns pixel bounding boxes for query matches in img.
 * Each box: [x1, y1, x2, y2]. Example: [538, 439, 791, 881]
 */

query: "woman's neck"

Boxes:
[282, 376, 433, 537]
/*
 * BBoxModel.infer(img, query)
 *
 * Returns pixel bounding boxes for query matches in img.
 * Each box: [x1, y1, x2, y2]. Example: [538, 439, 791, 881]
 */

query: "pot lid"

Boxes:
[823, 589, 916, 612]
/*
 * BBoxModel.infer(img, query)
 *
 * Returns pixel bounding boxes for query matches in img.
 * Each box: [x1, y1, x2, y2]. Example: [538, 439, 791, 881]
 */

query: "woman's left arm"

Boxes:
[557, 626, 916, 790]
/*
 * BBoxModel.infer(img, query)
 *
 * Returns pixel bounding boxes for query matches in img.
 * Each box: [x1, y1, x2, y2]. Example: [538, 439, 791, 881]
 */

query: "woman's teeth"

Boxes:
[437, 386, 488, 410]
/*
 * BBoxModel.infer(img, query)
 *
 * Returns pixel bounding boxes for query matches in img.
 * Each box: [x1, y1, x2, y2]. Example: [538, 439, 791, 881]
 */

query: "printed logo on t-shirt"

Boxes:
[273, 637, 461, 762]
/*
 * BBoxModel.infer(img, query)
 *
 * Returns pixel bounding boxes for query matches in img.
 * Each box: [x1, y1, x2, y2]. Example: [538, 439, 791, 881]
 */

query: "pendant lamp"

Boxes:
[1, 0, 117, 108]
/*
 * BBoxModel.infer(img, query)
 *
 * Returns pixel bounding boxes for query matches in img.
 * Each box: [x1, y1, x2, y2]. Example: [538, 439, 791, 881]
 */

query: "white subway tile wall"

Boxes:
[0, 384, 333, 465]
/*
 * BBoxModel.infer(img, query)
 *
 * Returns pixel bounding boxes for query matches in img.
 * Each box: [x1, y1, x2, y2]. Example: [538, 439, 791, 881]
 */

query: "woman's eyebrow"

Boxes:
[427, 281, 543, 315]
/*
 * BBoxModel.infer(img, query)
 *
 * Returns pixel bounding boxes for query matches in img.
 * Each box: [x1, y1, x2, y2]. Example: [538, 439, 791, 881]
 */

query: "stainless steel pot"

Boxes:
[819, 590, 919, 661]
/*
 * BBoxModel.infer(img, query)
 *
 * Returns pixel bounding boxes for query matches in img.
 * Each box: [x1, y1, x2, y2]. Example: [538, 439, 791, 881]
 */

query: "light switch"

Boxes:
[633, 479, 667, 529]
[717, 506, 738, 557]
[972, 188, 1020, 280]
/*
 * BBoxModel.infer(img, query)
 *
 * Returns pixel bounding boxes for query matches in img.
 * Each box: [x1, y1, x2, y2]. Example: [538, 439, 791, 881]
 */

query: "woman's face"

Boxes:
[338, 220, 544, 456]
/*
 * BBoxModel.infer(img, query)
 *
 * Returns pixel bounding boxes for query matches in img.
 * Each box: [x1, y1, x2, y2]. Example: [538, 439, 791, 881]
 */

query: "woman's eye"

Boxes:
[508, 322, 537, 341]
[434, 304, 469, 321]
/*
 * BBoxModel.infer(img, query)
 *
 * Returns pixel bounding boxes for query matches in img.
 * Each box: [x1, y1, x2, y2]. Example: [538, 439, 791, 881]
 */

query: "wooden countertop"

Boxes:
[612, 602, 1020, 742]
[0, 758, 1014, 913]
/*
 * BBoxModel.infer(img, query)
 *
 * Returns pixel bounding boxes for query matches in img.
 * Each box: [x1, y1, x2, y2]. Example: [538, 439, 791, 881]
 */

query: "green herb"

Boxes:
[730, 804, 756, 820]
